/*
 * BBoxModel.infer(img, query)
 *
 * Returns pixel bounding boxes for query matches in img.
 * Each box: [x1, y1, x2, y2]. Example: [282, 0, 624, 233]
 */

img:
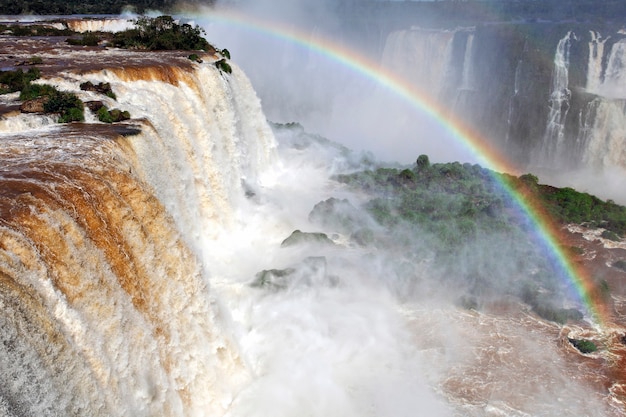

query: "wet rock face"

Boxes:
[19, 96, 47, 113]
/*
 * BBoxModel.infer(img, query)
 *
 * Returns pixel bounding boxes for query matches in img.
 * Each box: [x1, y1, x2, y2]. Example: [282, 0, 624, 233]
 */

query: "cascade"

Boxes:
[600, 39, 626, 99]
[586, 31, 610, 94]
[459, 33, 475, 92]
[536, 31, 575, 165]
[64, 17, 134, 33]
[47, 63, 276, 261]
[0, 54, 275, 416]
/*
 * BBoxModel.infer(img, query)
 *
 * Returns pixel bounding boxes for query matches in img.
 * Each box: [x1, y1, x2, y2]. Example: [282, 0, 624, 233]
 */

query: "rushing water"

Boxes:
[0, 22, 625, 417]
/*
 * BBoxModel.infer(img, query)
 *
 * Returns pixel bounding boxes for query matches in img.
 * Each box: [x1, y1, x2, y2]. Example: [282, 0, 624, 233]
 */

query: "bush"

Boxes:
[66, 32, 102, 46]
[97, 105, 130, 123]
[44, 90, 84, 122]
[601, 230, 620, 241]
[0, 67, 41, 94]
[215, 58, 232, 74]
[188, 53, 202, 63]
[19, 83, 56, 100]
[97, 106, 113, 123]
[569, 338, 597, 354]
[80, 81, 116, 99]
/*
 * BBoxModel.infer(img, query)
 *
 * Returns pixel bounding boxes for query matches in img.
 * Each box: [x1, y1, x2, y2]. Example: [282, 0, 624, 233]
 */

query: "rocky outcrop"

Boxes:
[19, 96, 48, 113]
[280, 230, 335, 247]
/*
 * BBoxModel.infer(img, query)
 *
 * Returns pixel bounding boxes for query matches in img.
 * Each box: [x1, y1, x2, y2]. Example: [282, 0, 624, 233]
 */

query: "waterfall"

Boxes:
[600, 39, 626, 99]
[381, 27, 455, 97]
[0, 59, 275, 416]
[576, 35, 626, 172]
[46, 64, 277, 263]
[577, 98, 626, 169]
[459, 33, 475, 91]
[586, 31, 609, 94]
[537, 31, 575, 165]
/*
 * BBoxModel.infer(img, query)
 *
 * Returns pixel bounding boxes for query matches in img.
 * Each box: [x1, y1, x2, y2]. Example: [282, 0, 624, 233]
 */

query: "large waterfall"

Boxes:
[0, 53, 273, 416]
[1, 19, 625, 417]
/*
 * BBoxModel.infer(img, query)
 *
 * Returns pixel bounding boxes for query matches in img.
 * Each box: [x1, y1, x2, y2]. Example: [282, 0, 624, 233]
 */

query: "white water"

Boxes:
[537, 31, 575, 165]
[586, 31, 610, 94]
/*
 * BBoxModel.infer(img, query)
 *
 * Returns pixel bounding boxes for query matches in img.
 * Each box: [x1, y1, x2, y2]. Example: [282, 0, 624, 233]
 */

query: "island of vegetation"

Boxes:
[326, 152, 623, 324]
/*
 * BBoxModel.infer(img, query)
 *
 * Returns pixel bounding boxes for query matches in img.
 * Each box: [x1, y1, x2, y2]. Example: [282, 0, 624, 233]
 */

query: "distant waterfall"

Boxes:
[537, 31, 575, 165]
[586, 31, 610, 93]
[381, 27, 456, 97]
[459, 33, 475, 91]
[600, 39, 626, 98]
[576, 36, 626, 170]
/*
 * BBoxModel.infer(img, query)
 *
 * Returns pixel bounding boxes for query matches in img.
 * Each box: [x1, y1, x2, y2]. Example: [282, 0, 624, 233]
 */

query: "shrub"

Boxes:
[66, 33, 102, 46]
[19, 83, 57, 100]
[215, 58, 232, 74]
[97, 105, 130, 123]
[601, 230, 620, 241]
[416, 154, 430, 170]
[0, 67, 41, 94]
[188, 53, 202, 63]
[97, 106, 113, 123]
[569, 338, 597, 354]
[80, 81, 116, 99]
[44, 90, 84, 122]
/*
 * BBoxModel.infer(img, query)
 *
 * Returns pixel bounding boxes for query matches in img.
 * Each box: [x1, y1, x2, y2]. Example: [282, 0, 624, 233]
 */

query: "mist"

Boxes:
[193, 0, 476, 166]
[183, 1, 621, 415]
[195, 119, 612, 415]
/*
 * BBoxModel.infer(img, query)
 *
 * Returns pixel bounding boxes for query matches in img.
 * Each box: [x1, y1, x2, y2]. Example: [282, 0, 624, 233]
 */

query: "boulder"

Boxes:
[280, 230, 335, 247]
[20, 97, 48, 113]
[85, 100, 105, 112]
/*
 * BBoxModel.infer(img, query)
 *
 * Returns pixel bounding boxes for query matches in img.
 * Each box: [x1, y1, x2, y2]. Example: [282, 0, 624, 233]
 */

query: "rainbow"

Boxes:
[191, 7, 611, 326]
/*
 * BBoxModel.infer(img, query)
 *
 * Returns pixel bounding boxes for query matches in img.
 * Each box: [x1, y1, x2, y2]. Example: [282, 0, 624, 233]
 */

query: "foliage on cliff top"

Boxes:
[336, 155, 626, 239]
[111, 16, 214, 52]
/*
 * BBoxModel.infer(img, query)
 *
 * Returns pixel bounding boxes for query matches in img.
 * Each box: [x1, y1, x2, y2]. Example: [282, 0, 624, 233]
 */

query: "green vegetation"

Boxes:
[568, 338, 598, 354]
[97, 106, 130, 123]
[214, 59, 232, 74]
[335, 156, 511, 249]
[18, 83, 84, 122]
[330, 154, 626, 323]
[43, 89, 84, 123]
[66, 33, 101, 47]
[0, 68, 41, 95]
[19, 83, 57, 101]
[188, 54, 202, 63]
[80, 81, 116, 100]
[111, 16, 214, 52]
[532, 185, 626, 236]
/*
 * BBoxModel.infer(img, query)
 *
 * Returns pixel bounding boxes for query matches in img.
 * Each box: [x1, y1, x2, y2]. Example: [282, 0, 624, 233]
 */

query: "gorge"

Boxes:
[1, 11, 626, 417]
